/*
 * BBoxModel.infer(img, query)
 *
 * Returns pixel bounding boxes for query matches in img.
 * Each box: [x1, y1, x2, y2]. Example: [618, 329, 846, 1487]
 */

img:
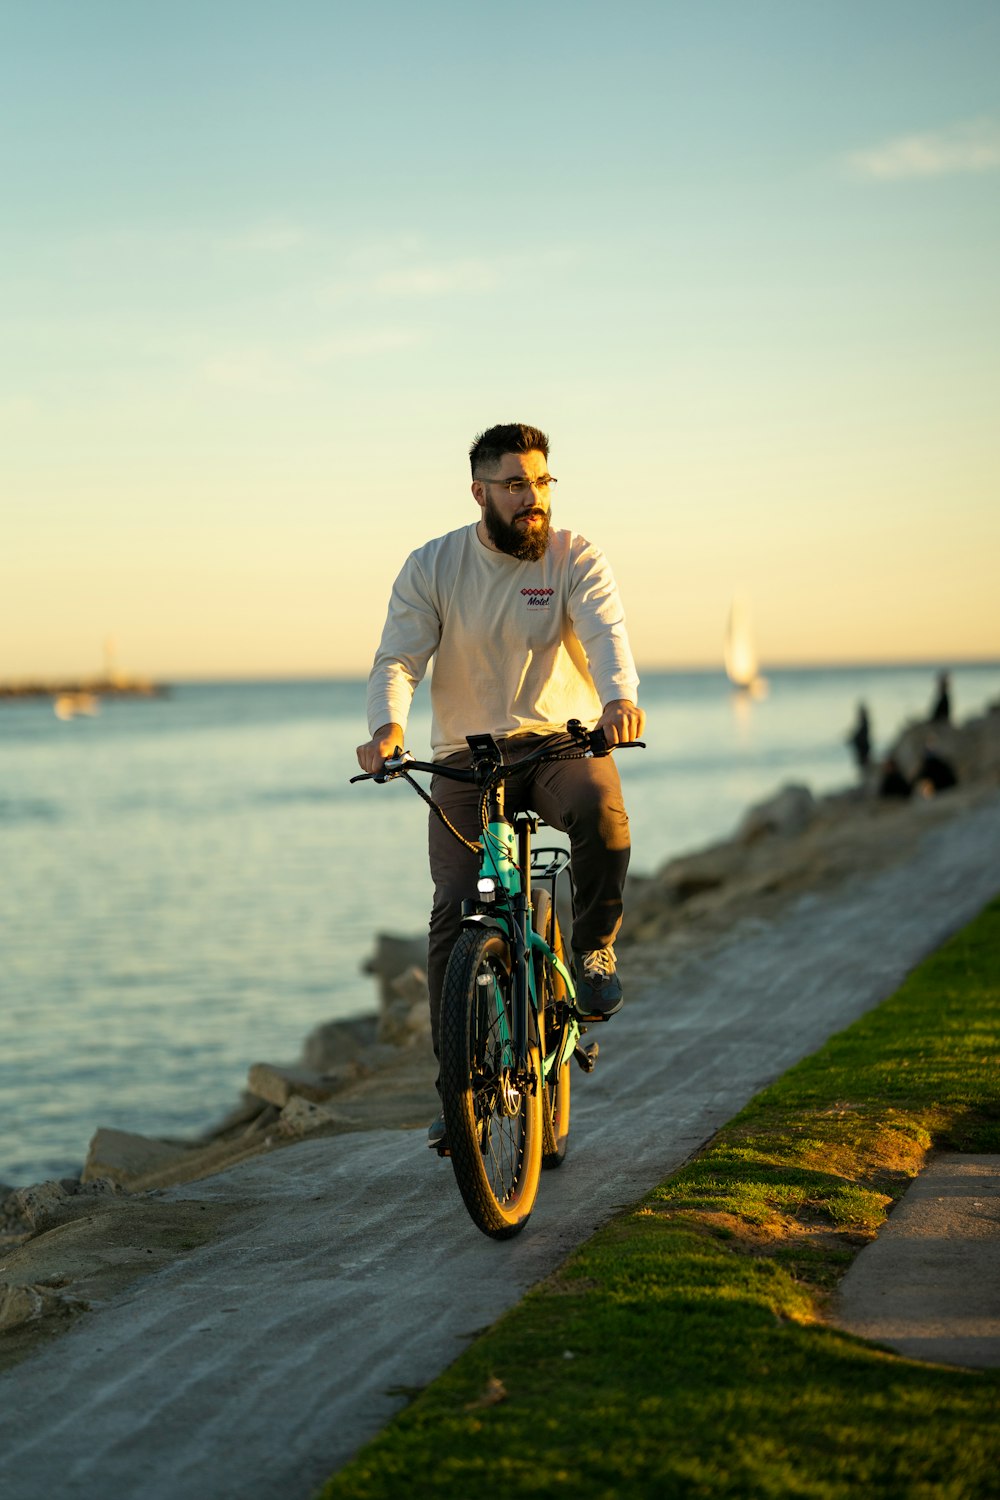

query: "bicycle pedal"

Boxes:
[573, 1041, 599, 1072]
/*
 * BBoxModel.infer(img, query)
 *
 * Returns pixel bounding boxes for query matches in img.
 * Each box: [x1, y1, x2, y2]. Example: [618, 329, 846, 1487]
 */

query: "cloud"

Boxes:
[321, 246, 576, 307]
[224, 223, 309, 253]
[371, 259, 499, 297]
[201, 349, 291, 394]
[344, 233, 425, 267]
[200, 327, 421, 390]
[304, 328, 421, 362]
[847, 118, 1000, 179]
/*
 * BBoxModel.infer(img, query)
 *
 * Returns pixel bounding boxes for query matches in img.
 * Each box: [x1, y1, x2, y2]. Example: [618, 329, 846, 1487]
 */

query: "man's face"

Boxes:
[472, 449, 553, 561]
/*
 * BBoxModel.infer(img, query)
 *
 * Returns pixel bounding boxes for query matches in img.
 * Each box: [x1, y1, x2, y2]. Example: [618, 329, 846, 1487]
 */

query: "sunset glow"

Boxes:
[3, 3, 998, 681]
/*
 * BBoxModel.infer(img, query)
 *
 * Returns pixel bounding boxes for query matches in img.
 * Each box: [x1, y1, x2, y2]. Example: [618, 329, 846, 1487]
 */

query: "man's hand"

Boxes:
[356, 723, 404, 775]
[596, 699, 646, 746]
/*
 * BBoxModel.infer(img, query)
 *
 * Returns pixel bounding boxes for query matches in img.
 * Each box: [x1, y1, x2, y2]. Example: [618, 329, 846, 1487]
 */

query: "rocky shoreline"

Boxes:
[2, 697, 998, 1366]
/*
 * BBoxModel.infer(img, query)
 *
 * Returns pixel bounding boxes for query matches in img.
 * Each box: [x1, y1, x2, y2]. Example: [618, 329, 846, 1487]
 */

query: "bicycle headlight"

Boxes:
[477, 878, 497, 902]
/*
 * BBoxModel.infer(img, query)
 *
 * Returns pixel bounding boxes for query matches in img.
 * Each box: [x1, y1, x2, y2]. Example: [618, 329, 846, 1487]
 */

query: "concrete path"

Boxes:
[835, 1153, 1000, 1368]
[1, 798, 999, 1500]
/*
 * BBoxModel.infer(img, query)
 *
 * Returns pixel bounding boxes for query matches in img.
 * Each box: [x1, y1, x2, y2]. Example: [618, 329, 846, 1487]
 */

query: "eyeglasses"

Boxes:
[477, 475, 557, 496]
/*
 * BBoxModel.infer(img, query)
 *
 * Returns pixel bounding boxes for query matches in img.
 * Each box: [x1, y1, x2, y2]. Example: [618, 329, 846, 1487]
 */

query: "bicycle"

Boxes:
[351, 719, 644, 1239]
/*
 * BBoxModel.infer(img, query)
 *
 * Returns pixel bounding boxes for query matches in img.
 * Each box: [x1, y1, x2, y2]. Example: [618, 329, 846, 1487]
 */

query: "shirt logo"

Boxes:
[521, 588, 554, 608]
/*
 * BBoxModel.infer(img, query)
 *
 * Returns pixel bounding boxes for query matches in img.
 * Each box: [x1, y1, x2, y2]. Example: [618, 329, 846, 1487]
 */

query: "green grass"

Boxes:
[319, 896, 1000, 1499]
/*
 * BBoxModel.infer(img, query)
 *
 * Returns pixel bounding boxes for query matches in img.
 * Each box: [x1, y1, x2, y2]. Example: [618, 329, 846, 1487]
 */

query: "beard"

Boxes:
[483, 494, 551, 561]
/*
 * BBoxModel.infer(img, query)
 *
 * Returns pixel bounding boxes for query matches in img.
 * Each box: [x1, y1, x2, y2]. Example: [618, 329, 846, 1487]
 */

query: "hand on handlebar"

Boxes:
[355, 722, 404, 775]
[596, 698, 646, 747]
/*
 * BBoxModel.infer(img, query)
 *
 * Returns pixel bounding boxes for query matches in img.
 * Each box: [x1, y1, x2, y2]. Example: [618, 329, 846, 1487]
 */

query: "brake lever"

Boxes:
[350, 746, 413, 785]
[373, 746, 415, 784]
[567, 719, 646, 757]
[587, 733, 647, 758]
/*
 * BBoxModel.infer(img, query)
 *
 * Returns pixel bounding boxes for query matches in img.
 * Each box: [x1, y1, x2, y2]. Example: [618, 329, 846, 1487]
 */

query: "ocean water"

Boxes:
[2, 663, 998, 1187]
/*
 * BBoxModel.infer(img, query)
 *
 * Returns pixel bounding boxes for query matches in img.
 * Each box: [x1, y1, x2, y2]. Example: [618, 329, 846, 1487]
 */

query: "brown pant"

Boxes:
[426, 734, 631, 1060]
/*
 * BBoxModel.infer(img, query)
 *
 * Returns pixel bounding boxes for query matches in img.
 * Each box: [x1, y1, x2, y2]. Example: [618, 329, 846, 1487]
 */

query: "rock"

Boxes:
[889, 721, 954, 782]
[392, 966, 430, 1005]
[8, 1176, 126, 1231]
[0, 1281, 89, 1333]
[738, 784, 816, 842]
[246, 1063, 342, 1108]
[6, 1181, 73, 1232]
[364, 933, 428, 1006]
[657, 845, 740, 904]
[0, 1283, 44, 1331]
[82, 1131, 190, 1187]
[3, 1186, 39, 1237]
[620, 842, 753, 945]
[197, 1092, 271, 1143]
[275, 1096, 357, 1139]
[964, 702, 1000, 780]
[883, 705, 1000, 788]
[377, 966, 431, 1046]
[301, 1015, 378, 1073]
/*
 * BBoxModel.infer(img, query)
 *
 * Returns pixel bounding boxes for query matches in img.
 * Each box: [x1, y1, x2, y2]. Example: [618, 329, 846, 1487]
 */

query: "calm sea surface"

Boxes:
[2, 663, 998, 1187]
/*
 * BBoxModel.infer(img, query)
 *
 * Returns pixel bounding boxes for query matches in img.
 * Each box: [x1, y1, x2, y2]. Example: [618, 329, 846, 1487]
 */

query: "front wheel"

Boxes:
[439, 927, 543, 1239]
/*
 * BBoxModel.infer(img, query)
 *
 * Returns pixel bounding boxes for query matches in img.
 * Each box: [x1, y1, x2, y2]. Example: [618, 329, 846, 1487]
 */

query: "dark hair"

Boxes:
[469, 422, 549, 477]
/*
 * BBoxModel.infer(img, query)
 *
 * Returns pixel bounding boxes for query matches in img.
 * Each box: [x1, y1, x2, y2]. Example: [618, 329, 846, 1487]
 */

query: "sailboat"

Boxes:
[724, 596, 768, 698]
[53, 691, 100, 720]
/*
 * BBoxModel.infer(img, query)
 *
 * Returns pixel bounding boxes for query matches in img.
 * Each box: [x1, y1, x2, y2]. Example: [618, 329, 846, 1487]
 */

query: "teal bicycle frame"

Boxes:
[351, 717, 627, 1107]
[463, 777, 582, 1096]
[352, 719, 643, 1234]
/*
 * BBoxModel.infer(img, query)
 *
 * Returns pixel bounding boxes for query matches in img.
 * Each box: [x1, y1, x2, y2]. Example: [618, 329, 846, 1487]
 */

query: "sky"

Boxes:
[2, 0, 998, 681]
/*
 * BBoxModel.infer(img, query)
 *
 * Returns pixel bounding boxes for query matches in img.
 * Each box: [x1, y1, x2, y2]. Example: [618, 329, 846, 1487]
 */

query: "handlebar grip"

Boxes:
[351, 744, 406, 784]
[589, 734, 646, 757]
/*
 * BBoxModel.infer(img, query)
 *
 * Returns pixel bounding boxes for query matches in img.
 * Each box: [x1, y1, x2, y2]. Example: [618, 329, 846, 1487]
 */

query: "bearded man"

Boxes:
[356, 422, 645, 1148]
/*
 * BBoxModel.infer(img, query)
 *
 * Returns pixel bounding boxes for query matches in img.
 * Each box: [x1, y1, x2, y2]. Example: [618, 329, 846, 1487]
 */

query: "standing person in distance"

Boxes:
[930, 672, 951, 724]
[356, 422, 645, 1149]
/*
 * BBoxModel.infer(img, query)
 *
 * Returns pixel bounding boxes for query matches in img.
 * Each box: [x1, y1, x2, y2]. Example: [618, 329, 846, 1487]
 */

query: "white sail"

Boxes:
[724, 597, 759, 690]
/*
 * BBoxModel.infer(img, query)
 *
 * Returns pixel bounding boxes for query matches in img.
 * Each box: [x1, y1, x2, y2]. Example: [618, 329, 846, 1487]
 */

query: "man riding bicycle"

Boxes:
[356, 422, 645, 1147]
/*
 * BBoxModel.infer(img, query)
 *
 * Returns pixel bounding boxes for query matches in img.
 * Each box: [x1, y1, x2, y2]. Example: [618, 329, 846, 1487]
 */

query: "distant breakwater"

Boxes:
[0, 677, 167, 701]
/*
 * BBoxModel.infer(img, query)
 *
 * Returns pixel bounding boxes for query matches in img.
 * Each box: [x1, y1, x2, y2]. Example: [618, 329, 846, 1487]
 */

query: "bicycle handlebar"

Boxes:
[350, 720, 645, 787]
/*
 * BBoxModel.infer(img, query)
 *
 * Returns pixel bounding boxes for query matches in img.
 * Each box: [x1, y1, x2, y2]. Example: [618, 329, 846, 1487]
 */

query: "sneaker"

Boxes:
[574, 947, 623, 1019]
[427, 1113, 448, 1151]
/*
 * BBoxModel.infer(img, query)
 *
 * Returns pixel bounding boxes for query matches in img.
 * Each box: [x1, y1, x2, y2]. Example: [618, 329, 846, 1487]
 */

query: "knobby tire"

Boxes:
[439, 927, 543, 1239]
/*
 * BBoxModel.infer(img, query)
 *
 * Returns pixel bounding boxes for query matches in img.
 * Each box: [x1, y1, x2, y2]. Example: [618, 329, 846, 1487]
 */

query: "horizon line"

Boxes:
[3, 656, 999, 692]
[119, 654, 1000, 686]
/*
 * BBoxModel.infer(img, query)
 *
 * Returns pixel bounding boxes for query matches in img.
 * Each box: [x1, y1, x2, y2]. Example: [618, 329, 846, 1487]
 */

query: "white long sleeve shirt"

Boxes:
[366, 523, 639, 758]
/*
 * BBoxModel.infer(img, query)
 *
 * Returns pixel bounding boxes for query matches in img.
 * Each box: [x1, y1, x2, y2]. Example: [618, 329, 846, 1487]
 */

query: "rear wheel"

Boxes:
[533, 890, 571, 1168]
[440, 927, 543, 1238]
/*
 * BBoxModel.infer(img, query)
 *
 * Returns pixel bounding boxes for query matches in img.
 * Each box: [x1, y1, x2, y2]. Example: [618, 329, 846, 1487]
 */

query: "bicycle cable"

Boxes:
[398, 739, 594, 862]
[397, 770, 481, 854]
[475, 742, 591, 891]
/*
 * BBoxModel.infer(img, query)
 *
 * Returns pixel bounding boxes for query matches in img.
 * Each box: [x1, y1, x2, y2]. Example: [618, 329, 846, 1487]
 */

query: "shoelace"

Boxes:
[582, 947, 617, 980]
